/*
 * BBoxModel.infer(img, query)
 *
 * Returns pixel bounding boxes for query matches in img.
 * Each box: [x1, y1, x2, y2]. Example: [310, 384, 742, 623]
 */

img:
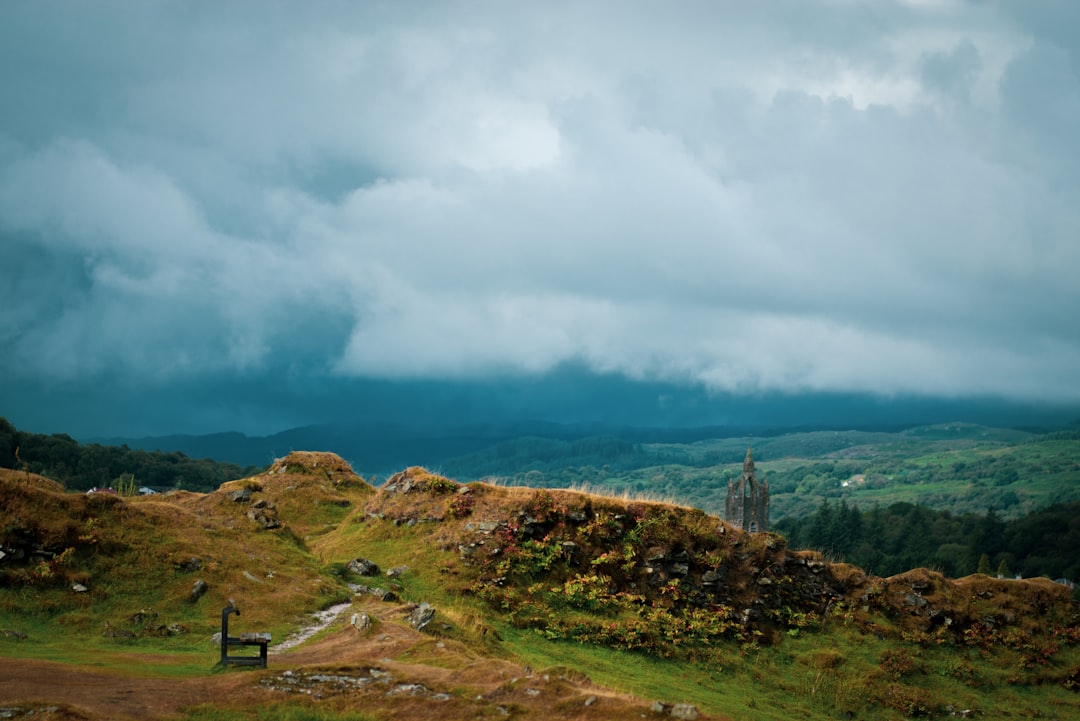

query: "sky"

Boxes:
[2, 1, 1079, 438]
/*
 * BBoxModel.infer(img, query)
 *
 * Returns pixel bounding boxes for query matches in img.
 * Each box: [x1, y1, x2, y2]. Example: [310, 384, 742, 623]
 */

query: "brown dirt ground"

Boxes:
[0, 598, 708, 721]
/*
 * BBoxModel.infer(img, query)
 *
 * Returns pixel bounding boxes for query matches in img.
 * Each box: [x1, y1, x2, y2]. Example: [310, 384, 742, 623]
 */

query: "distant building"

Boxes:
[725, 446, 769, 533]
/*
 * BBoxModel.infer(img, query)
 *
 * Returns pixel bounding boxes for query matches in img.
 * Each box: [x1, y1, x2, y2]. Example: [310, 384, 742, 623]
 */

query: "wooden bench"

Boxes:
[220, 603, 270, 668]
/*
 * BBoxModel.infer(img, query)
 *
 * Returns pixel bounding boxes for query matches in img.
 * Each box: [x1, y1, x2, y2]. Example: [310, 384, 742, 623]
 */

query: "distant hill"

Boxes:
[72, 419, 1080, 525]
[93, 420, 790, 474]
[435, 423, 1080, 520]
[0, 416, 263, 492]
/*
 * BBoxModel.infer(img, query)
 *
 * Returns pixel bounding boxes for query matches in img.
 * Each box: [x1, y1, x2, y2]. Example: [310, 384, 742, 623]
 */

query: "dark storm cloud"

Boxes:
[2, 1, 1079, 435]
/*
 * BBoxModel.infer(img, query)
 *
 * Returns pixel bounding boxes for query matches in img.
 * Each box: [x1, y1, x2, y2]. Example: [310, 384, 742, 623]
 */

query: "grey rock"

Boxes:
[247, 508, 281, 529]
[350, 584, 397, 603]
[382, 474, 417, 494]
[702, 568, 726, 585]
[670, 703, 700, 720]
[904, 593, 928, 608]
[407, 603, 435, 631]
[347, 558, 380, 576]
[190, 579, 208, 602]
[464, 521, 500, 534]
[646, 547, 670, 563]
[227, 488, 253, 503]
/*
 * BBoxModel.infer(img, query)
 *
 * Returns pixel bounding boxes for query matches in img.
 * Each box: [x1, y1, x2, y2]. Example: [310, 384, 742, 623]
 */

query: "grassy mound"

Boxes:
[1, 461, 1078, 721]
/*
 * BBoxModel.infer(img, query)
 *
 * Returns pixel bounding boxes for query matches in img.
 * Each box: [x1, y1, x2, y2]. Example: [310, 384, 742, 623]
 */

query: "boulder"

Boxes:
[904, 593, 928, 609]
[670, 703, 700, 720]
[190, 579, 208, 602]
[248, 508, 281, 529]
[702, 568, 727, 585]
[227, 488, 253, 503]
[350, 584, 397, 603]
[464, 521, 501, 534]
[407, 603, 435, 631]
[347, 558, 380, 576]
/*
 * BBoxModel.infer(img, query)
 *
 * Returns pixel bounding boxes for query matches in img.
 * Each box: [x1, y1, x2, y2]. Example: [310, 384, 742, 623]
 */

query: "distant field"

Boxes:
[445, 424, 1080, 521]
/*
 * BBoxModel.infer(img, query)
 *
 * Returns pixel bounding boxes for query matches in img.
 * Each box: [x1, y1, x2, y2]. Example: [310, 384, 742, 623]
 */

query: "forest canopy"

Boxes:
[0, 417, 263, 492]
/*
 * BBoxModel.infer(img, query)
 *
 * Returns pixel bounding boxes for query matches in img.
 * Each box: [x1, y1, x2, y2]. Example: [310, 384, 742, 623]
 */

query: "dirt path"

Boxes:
[269, 601, 352, 654]
[0, 602, 674, 721]
[0, 657, 260, 720]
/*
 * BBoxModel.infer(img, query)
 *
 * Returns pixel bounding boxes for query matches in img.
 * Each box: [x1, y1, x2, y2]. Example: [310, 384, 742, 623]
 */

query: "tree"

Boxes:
[976, 553, 992, 575]
[996, 558, 1011, 579]
[0, 417, 17, 468]
[807, 499, 835, 555]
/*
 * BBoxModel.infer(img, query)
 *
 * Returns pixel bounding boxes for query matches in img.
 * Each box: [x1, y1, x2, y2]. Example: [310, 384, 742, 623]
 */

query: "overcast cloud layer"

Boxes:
[2, 1, 1079, 435]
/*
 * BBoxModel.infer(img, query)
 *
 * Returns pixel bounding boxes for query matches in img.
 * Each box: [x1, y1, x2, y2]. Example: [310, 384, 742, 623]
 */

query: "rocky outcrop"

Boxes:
[259, 668, 452, 702]
[347, 558, 380, 576]
[266, 452, 359, 483]
[651, 701, 700, 719]
[350, 584, 397, 603]
[247, 503, 281, 529]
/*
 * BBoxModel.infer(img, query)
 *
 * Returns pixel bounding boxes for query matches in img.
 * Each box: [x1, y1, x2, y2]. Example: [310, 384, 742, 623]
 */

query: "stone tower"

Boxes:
[725, 445, 769, 533]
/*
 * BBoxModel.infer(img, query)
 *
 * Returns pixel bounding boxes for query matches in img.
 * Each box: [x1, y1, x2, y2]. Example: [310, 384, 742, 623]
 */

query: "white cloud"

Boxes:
[2, 0, 1079, 412]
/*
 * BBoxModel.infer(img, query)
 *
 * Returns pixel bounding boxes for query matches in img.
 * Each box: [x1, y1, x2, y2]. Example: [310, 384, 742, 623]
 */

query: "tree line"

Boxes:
[0, 417, 264, 492]
[774, 498, 1080, 583]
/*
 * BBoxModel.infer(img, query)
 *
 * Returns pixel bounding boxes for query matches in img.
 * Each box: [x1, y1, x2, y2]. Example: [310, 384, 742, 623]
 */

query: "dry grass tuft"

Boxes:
[0, 467, 65, 492]
[265, 451, 360, 481]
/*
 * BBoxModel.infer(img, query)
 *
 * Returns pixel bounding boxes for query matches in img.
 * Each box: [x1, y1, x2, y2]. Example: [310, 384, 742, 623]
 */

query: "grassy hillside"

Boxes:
[1, 454, 1078, 721]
